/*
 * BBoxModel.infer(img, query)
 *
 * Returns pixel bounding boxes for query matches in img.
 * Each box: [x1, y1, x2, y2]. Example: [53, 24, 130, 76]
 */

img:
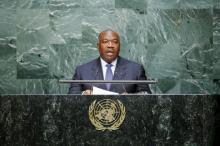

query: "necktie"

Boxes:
[105, 64, 113, 90]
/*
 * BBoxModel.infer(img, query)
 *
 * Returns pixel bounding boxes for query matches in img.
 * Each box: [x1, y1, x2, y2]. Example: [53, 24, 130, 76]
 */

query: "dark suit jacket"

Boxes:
[68, 57, 151, 94]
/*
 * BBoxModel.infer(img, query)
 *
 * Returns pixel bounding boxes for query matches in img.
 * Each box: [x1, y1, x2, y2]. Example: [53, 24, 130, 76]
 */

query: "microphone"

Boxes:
[114, 71, 127, 93]
[91, 68, 100, 91]
[82, 68, 99, 95]
[95, 68, 99, 80]
[137, 65, 151, 94]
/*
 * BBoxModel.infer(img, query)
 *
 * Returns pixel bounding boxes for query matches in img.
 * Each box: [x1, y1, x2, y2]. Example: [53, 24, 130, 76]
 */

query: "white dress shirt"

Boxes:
[100, 58, 117, 80]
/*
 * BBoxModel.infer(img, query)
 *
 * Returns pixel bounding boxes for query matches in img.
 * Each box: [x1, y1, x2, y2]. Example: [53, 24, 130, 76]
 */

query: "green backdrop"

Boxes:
[0, 0, 220, 94]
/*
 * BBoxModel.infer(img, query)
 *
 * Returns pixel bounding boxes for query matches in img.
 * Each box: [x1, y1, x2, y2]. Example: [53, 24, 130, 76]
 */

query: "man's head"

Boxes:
[97, 29, 120, 63]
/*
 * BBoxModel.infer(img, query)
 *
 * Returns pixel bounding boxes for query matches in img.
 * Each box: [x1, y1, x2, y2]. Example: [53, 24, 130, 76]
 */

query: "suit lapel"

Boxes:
[110, 57, 127, 91]
[113, 57, 127, 80]
[91, 58, 103, 80]
[91, 58, 106, 89]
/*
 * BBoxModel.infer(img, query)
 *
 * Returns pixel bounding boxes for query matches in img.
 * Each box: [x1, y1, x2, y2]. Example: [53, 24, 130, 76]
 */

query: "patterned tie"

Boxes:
[105, 64, 113, 90]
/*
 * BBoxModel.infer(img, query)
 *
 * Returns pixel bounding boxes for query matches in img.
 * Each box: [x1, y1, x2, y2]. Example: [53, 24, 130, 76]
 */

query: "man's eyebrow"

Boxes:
[101, 39, 118, 41]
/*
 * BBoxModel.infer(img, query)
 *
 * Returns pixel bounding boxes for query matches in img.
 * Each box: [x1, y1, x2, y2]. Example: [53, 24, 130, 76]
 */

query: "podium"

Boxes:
[0, 95, 219, 145]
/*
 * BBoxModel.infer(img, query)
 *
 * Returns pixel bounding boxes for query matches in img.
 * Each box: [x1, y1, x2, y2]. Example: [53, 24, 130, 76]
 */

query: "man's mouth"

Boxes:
[106, 50, 114, 56]
[107, 52, 113, 55]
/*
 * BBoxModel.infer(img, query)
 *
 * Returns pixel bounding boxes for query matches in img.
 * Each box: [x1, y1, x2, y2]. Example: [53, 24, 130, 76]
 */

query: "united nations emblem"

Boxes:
[89, 99, 126, 131]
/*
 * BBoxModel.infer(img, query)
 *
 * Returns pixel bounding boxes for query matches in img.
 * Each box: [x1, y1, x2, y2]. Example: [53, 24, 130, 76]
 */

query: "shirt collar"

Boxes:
[100, 57, 117, 67]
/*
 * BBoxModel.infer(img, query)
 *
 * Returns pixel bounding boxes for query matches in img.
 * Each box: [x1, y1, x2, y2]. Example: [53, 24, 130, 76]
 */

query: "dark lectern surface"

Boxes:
[0, 95, 219, 146]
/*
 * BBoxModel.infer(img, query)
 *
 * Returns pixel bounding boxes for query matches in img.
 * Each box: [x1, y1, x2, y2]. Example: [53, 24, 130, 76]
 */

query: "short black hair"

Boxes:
[98, 29, 120, 41]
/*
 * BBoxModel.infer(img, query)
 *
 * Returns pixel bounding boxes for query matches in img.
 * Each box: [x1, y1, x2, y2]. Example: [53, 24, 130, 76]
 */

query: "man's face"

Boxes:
[97, 31, 120, 63]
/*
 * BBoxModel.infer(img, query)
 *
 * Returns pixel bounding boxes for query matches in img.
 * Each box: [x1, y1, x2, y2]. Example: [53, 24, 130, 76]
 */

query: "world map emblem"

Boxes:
[89, 99, 126, 131]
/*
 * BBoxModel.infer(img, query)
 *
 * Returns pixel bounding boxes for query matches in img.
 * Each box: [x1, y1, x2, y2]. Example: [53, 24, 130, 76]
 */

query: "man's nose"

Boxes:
[107, 41, 113, 47]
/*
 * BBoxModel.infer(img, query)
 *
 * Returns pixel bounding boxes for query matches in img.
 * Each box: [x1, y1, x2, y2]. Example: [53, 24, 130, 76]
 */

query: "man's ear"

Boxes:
[97, 43, 99, 49]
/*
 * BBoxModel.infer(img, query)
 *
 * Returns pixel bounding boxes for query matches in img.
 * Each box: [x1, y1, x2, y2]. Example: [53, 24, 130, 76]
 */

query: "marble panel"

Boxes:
[0, 95, 217, 145]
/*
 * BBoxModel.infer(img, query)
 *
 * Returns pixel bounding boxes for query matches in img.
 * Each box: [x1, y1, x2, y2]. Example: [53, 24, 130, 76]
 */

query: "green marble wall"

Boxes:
[0, 0, 220, 94]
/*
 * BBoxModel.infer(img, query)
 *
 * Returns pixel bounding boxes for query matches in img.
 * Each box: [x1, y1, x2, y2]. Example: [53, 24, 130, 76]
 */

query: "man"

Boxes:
[68, 29, 151, 95]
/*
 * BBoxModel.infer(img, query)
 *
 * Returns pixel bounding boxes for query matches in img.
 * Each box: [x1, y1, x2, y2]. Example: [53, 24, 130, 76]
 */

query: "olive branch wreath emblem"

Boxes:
[89, 99, 126, 131]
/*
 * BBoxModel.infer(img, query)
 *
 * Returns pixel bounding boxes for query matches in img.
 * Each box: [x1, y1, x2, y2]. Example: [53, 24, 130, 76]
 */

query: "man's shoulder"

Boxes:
[119, 57, 142, 68]
[76, 58, 99, 69]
